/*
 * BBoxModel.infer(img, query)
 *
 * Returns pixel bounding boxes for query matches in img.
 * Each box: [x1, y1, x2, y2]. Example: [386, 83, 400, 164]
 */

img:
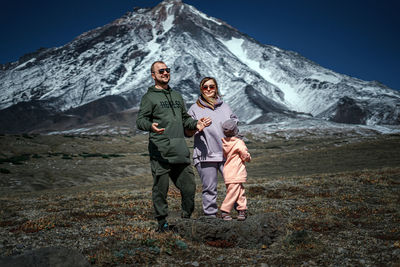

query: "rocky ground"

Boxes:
[0, 133, 400, 266]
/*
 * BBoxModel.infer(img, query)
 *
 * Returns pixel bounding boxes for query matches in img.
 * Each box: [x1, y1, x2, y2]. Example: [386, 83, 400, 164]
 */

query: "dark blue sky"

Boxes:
[1, 0, 399, 90]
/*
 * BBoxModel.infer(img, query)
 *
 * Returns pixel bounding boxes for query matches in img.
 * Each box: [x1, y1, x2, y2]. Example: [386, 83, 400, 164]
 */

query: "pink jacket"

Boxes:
[222, 137, 251, 184]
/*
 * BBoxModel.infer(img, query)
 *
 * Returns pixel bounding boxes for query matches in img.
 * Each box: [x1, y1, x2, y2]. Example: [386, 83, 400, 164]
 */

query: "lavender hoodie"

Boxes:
[188, 97, 237, 165]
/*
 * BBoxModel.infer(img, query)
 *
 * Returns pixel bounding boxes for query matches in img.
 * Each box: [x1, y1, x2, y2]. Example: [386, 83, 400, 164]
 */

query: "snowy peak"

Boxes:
[0, 0, 400, 134]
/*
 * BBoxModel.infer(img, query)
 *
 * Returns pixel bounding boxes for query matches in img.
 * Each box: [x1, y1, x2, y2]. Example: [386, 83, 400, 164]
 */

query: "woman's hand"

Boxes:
[196, 117, 212, 131]
[151, 122, 165, 134]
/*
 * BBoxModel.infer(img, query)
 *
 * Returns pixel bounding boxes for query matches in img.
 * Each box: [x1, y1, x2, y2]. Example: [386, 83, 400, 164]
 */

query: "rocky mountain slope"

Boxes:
[1, 0, 399, 133]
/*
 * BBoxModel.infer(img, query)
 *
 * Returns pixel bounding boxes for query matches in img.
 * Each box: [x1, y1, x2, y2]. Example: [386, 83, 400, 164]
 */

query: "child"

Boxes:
[220, 119, 251, 221]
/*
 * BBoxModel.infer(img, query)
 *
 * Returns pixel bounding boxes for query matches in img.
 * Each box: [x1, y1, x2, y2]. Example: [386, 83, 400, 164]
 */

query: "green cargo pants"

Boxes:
[150, 159, 196, 225]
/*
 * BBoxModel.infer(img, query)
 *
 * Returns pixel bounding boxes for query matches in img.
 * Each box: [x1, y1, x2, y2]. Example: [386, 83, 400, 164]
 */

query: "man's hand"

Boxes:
[196, 117, 212, 132]
[151, 122, 165, 134]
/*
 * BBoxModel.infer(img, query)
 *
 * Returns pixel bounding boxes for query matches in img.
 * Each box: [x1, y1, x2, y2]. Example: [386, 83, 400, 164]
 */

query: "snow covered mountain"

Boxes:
[0, 0, 399, 134]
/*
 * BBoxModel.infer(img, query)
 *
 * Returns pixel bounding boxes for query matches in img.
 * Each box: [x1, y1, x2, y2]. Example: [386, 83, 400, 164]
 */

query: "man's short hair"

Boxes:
[151, 61, 166, 73]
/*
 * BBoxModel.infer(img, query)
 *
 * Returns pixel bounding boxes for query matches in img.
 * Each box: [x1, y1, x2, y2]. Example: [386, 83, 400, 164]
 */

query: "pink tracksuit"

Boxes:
[220, 136, 251, 213]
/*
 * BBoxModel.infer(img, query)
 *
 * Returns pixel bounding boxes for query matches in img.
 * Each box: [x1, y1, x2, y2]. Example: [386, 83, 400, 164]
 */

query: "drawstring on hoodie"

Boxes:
[163, 90, 176, 117]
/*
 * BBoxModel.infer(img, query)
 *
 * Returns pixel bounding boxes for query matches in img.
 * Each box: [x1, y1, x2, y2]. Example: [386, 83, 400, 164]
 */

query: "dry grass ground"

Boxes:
[1, 133, 400, 266]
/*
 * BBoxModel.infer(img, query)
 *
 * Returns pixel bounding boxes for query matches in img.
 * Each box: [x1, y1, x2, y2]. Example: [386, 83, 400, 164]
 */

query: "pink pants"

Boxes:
[220, 183, 247, 213]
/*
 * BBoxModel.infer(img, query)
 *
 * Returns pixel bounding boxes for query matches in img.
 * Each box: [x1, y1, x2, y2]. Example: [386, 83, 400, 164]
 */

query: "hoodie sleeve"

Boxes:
[136, 94, 153, 132]
[180, 95, 198, 130]
[237, 139, 251, 162]
[187, 104, 197, 120]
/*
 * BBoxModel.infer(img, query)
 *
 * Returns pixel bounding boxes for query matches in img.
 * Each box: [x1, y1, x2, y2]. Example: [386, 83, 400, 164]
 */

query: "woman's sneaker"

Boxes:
[221, 212, 232, 221]
[237, 210, 247, 221]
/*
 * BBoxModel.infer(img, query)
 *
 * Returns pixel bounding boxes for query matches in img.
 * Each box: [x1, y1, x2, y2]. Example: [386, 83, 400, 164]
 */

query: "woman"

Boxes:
[186, 77, 238, 217]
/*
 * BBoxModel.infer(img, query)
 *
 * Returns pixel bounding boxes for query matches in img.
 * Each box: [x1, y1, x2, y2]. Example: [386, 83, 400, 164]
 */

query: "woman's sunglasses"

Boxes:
[202, 85, 216, 90]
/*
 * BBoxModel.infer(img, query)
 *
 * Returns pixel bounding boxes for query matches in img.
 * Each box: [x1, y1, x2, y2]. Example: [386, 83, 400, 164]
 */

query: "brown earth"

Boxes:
[1, 133, 400, 266]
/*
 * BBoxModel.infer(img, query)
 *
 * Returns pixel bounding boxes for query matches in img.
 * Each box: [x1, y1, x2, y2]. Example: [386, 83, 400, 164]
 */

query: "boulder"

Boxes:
[173, 213, 285, 248]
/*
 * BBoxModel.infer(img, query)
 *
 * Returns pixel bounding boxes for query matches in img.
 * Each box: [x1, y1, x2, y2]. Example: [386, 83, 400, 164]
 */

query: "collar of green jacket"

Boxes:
[148, 85, 172, 92]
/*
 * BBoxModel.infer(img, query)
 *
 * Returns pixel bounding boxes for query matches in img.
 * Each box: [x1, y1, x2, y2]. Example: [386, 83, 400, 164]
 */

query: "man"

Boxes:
[136, 61, 211, 232]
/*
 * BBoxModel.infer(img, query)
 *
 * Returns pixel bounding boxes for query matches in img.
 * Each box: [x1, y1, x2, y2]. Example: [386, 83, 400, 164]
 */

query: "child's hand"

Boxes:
[241, 151, 251, 162]
[246, 152, 251, 162]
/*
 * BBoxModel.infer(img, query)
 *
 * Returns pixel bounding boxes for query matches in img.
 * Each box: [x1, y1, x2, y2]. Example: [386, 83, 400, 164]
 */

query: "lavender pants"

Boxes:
[195, 162, 224, 216]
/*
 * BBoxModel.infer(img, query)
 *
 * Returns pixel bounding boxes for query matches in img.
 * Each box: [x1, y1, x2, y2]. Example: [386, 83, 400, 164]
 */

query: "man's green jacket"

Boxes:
[136, 86, 198, 164]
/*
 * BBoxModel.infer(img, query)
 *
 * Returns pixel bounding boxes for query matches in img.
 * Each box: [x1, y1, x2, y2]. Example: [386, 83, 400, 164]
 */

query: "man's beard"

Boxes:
[155, 76, 170, 86]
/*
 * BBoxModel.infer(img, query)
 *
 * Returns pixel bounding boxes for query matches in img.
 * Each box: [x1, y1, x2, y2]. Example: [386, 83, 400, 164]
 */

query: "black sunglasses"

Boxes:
[155, 68, 170, 74]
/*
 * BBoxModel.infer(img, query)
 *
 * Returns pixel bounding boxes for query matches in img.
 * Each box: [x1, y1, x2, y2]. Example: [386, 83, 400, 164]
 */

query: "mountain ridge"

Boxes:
[0, 0, 399, 134]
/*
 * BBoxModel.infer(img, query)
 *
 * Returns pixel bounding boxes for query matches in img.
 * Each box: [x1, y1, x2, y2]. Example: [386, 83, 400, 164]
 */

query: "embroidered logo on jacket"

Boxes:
[160, 100, 182, 109]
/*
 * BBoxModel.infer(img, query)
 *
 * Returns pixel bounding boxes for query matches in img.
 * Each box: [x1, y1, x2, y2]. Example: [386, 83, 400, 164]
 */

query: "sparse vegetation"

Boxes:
[0, 168, 10, 174]
[0, 154, 30, 165]
[0, 133, 399, 266]
[22, 134, 34, 139]
[79, 152, 124, 159]
[61, 154, 73, 160]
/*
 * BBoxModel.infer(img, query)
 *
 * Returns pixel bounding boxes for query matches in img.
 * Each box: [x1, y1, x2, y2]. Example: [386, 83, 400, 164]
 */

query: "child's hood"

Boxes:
[222, 137, 241, 153]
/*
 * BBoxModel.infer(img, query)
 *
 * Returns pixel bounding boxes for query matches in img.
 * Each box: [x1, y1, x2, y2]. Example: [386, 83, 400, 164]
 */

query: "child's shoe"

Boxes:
[221, 212, 232, 221]
[237, 210, 247, 221]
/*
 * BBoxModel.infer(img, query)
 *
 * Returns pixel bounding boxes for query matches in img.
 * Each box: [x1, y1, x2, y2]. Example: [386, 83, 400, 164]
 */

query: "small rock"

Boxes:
[392, 249, 400, 256]
[192, 261, 199, 266]
[175, 240, 188, 250]
[286, 230, 309, 245]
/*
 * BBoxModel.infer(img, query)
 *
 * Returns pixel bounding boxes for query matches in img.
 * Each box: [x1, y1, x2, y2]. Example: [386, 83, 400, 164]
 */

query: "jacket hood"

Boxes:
[197, 95, 223, 109]
[147, 85, 172, 93]
[222, 136, 240, 154]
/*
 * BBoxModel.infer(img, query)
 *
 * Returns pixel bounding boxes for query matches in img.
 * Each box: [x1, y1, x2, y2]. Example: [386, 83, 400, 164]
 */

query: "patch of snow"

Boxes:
[218, 37, 300, 110]
[309, 72, 341, 84]
[14, 58, 36, 70]
[187, 5, 222, 25]
[241, 117, 400, 140]
[164, 5, 175, 32]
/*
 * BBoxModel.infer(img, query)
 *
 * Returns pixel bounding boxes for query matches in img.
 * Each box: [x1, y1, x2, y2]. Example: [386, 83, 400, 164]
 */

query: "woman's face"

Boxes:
[202, 80, 217, 98]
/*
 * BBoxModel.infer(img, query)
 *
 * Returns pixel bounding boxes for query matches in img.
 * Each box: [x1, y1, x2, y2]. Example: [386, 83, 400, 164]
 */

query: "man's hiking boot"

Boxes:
[156, 222, 173, 233]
